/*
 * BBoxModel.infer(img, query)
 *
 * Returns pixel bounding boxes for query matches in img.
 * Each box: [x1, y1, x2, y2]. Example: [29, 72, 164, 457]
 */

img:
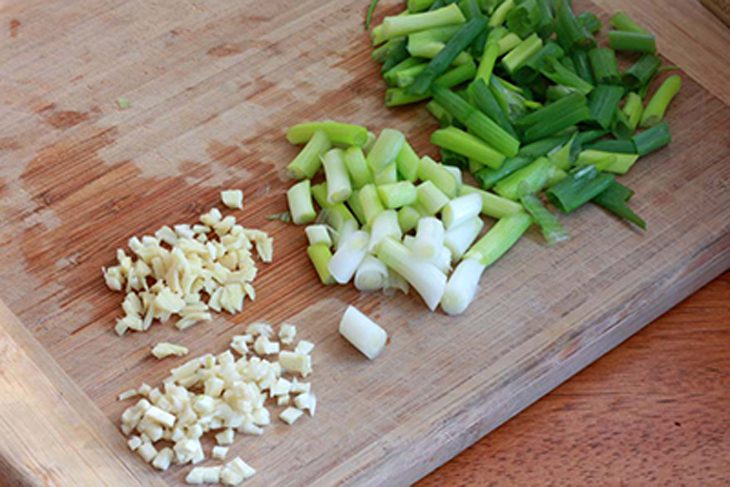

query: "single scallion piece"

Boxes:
[547, 165, 615, 213]
[613, 91, 644, 138]
[554, 0, 595, 51]
[547, 133, 577, 170]
[397, 205, 422, 233]
[442, 193, 482, 229]
[305, 224, 332, 247]
[490, 75, 528, 121]
[588, 84, 625, 129]
[640, 74, 682, 128]
[416, 180, 450, 215]
[632, 121, 671, 156]
[287, 121, 369, 147]
[418, 155, 460, 197]
[440, 258, 486, 315]
[588, 48, 621, 85]
[474, 156, 531, 189]
[310, 182, 331, 209]
[493, 157, 565, 200]
[373, 163, 398, 185]
[593, 181, 646, 229]
[287, 179, 317, 225]
[571, 49, 595, 85]
[367, 129, 406, 174]
[358, 184, 385, 225]
[412, 216, 445, 258]
[307, 244, 335, 285]
[520, 193, 569, 245]
[465, 211, 532, 266]
[322, 148, 353, 204]
[343, 147, 374, 189]
[468, 79, 518, 138]
[577, 11, 602, 34]
[497, 32, 523, 55]
[609, 11, 648, 34]
[540, 57, 595, 96]
[489, 0, 516, 27]
[354, 255, 389, 292]
[431, 126, 507, 168]
[519, 94, 591, 142]
[381, 39, 411, 72]
[380, 4, 466, 42]
[385, 59, 478, 106]
[443, 216, 484, 260]
[407, 41, 473, 65]
[408, 0, 437, 13]
[502, 33, 543, 74]
[328, 230, 369, 284]
[475, 39, 499, 84]
[377, 181, 418, 209]
[584, 139, 637, 154]
[608, 31, 656, 53]
[287, 130, 331, 180]
[347, 190, 368, 226]
[514, 42, 564, 84]
[368, 210, 402, 252]
[575, 149, 639, 174]
[622, 54, 661, 91]
[396, 141, 421, 181]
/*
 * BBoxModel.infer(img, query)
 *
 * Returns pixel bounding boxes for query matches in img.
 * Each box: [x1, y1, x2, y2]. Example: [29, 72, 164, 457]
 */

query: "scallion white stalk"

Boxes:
[287, 179, 316, 225]
[416, 180, 450, 215]
[305, 224, 332, 247]
[366, 129, 406, 174]
[368, 210, 402, 252]
[334, 219, 359, 250]
[412, 216, 445, 259]
[376, 238, 446, 311]
[322, 148, 352, 204]
[440, 258, 486, 315]
[442, 164, 463, 186]
[329, 230, 369, 284]
[384, 270, 410, 295]
[444, 216, 484, 261]
[339, 305, 388, 360]
[441, 193, 483, 230]
[354, 255, 389, 292]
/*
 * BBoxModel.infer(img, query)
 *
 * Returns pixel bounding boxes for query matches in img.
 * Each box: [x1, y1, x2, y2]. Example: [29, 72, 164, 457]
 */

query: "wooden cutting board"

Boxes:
[0, 0, 728, 485]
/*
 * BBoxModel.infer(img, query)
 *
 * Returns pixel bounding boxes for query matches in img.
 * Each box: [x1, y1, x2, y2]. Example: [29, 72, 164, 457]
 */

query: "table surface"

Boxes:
[423, 0, 730, 484]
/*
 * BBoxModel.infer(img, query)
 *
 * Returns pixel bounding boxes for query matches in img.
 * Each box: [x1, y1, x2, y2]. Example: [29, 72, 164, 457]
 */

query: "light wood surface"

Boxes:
[0, 0, 728, 485]
[422, 272, 730, 486]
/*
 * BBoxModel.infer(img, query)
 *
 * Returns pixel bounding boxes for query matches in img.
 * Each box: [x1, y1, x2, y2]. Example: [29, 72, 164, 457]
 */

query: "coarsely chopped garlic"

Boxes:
[119, 322, 315, 484]
[221, 190, 244, 210]
[103, 207, 272, 335]
[278, 323, 296, 345]
[294, 340, 314, 355]
[151, 342, 189, 359]
[118, 388, 138, 401]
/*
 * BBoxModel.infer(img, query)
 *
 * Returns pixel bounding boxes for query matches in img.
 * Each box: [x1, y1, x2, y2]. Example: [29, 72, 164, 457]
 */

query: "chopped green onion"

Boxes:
[577, 11, 602, 34]
[287, 121, 369, 147]
[322, 148, 353, 204]
[440, 258, 486, 315]
[287, 179, 317, 224]
[518, 93, 591, 142]
[571, 49, 595, 85]
[613, 91, 643, 138]
[502, 33, 543, 74]
[408, 16, 487, 96]
[358, 184, 385, 225]
[343, 147, 374, 189]
[514, 41, 564, 84]
[380, 4, 466, 42]
[305, 224, 332, 247]
[497, 32, 523, 55]
[328, 231, 369, 284]
[608, 31, 656, 53]
[593, 181, 646, 229]
[373, 163, 398, 185]
[368, 210, 402, 252]
[475, 39, 499, 84]
[266, 211, 291, 223]
[365, 0, 380, 29]
[383, 57, 424, 86]
[417, 154, 460, 197]
[493, 156, 565, 200]
[575, 149, 639, 174]
[381, 39, 411, 72]
[311, 182, 332, 209]
[397, 205, 422, 233]
[385, 59, 478, 106]
[354, 255, 389, 292]
[442, 193, 482, 229]
[574, 129, 609, 147]
[426, 100, 453, 124]
[588, 84, 625, 129]
[413, 216, 445, 258]
[408, 24, 461, 45]
[407, 41, 473, 65]
[465, 211, 532, 266]
[323, 204, 358, 233]
[347, 190, 368, 225]
[520, 193, 569, 245]
[376, 238, 447, 310]
[622, 54, 660, 91]
[489, 0, 516, 27]
[609, 11, 648, 34]
[377, 181, 418, 209]
[475, 137, 567, 188]
[489, 75, 528, 121]
[468, 79, 518, 138]
[632, 121, 671, 156]
[554, 0, 595, 51]
[506, 0, 552, 38]
[287, 130, 331, 180]
[540, 57, 595, 96]
[307, 244, 335, 285]
[640, 74, 682, 128]
[547, 133, 577, 170]
[584, 139, 637, 154]
[547, 165, 615, 213]
[409, 0, 437, 13]
[431, 126, 507, 168]
[416, 180, 450, 215]
[459, 183, 523, 217]
[367, 128, 406, 173]
[396, 141, 421, 181]
[444, 216, 484, 260]
[588, 48, 621, 85]
[432, 85, 520, 156]
[442, 163, 462, 185]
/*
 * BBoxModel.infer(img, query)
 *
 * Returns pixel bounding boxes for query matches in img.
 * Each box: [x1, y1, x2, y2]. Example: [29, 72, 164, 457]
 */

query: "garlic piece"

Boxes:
[151, 342, 189, 359]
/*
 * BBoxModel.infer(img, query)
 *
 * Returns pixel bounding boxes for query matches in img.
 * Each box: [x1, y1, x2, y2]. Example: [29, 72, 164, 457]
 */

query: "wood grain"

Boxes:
[421, 272, 730, 486]
[0, 0, 727, 485]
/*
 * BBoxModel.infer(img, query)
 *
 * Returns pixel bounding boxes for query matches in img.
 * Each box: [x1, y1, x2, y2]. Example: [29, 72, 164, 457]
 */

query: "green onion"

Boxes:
[506, 0, 544, 38]
[547, 133, 577, 170]
[468, 79, 518, 138]
[343, 147, 373, 189]
[554, 0, 595, 50]
[311, 182, 332, 209]
[366, 129, 406, 174]
[622, 54, 660, 91]
[412, 216, 445, 258]
[408, 16, 488, 96]
[409, 0, 437, 13]
[287, 179, 317, 224]
[354, 255, 389, 292]
[547, 165, 615, 213]
[571, 49, 595, 85]
[287, 130, 331, 180]
[540, 57, 595, 96]
[347, 190, 368, 225]
[497, 32, 523, 55]
[358, 184, 385, 225]
[380, 4, 466, 42]
[574, 129, 609, 147]
[287, 121, 369, 146]
[575, 149, 639, 174]
[459, 184, 523, 218]
[613, 91, 643, 138]
[584, 139, 637, 154]
[432, 85, 520, 156]
[385, 60, 478, 106]
[329, 230, 369, 284]
[383, 57, 424, 86]
[593, 181, 646, 229]
[426, 100, 452, 124]
[475, 136, 568, 188]
[442, 193, 482, 229]
[373, 163, 398, 185]
[407, 41, 473, 65]
[640, 74, 682, 128]
[416, 180, 450, 214]
[588, 48, 621, 85]
[397, 205, 422, 233]
[494, 157, 565, 200]
[608, 31, 656, 53]
[322, 148, 352, 204]
[368, 210, 402, 251]
[395, 141, 421, 182]
[307, 244, 335, 285]
[381, 39, 411, 72]
[378, 181, 418, 209]
[520, 193, 569, 245]
[444, 216, 484, 260]
[324, 204, 358, 232]
[431, 126, 507, 168]
[514, 42, 564, 84]
[490, 75, 529, 122]
[518, 93, 591, 142]
[632, 121, 671, 156]
[502, 33, 543, 74]
[418, 155, 460, 197]
[488, 0, 516, 27]
[475, 39, 499, 84]
[577, 11, 602, 34]
[365, 0, 380, 29]
[588, 84, 625, 129]
[465, 211, 532, 266]
[609, 11, 648, 34]
[305, 224, 332, 247]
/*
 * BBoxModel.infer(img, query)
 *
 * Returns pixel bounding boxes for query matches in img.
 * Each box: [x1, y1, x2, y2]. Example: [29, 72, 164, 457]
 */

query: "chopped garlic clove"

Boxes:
[279, 407, 304, 425]
[151, 342, 189, 359]
[186, 466, 222, 485]
[278, 351, 312, 377]
[221, 190, 244, 210]
[215, 428, 235, 446]
[278, 323, 297, 345]
[151, 447, 174, 471]
[212, 445, 229, 460]
[294, 339, 315, 355]
[253, 335, 280, 355]
[127, 435, 142, 451]
[117, 388, 138, 401]
[137, 441, 157, 463]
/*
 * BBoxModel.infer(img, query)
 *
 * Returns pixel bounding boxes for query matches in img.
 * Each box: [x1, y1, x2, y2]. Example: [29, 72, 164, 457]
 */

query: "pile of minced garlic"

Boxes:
[103, 190, 273, 335]
[119, 321, 315, 485]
